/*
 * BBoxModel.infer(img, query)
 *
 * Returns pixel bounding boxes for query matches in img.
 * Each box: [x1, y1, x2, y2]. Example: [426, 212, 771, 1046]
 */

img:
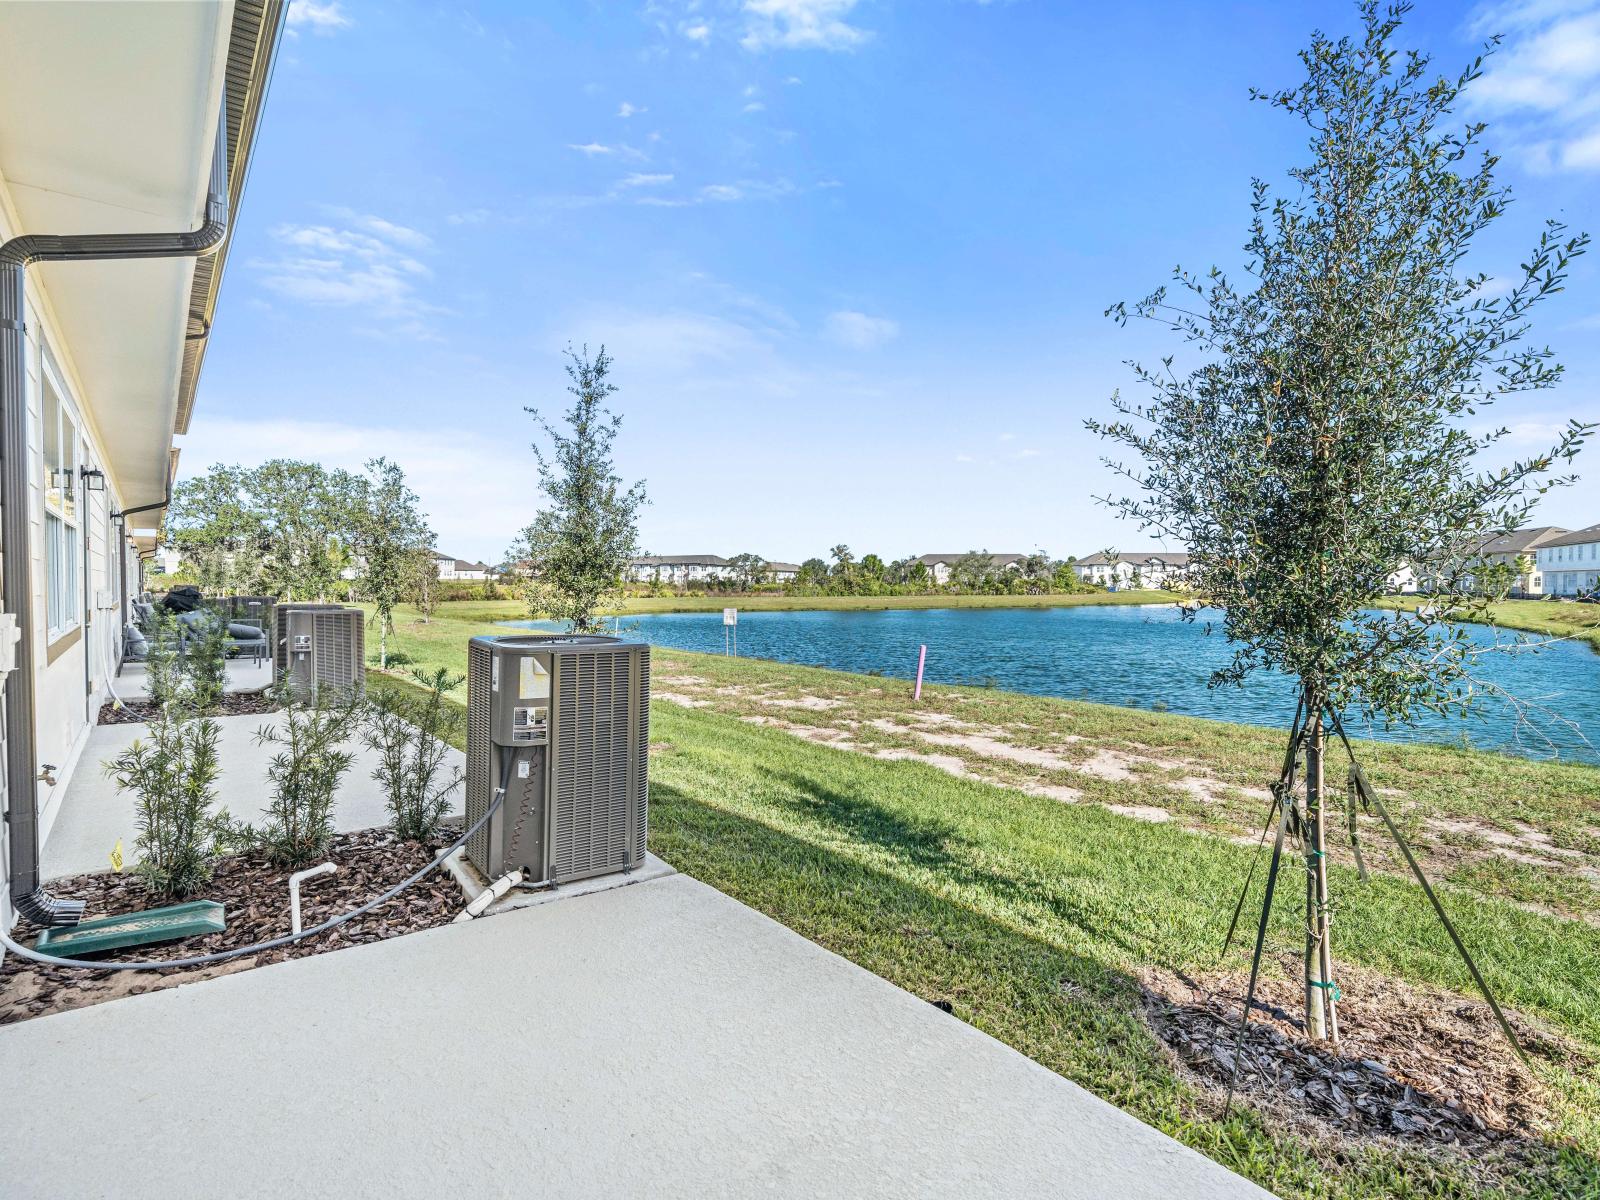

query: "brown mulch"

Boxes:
[0, 827, 465, 1026]
[1142, 961, 1583, 1153]
[97, 689, 281, 725]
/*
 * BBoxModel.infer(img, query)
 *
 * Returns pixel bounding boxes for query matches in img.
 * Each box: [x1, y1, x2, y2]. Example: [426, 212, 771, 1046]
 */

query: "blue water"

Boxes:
[500, 605, 1600, 763]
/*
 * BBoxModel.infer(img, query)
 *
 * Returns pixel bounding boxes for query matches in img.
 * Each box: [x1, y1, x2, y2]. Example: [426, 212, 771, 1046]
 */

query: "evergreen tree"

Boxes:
[514, 346, 648, 632]
[1091, 2, 1589, 1040]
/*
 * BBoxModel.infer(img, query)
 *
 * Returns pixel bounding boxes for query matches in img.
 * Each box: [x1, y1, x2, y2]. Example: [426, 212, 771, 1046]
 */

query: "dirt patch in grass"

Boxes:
[1143, 961, 1581, 1154]
[758, 695, 844, 710]
[1, 827, 463, 1026]
[655, 691, 712, 708]
[97, 690, 281, 725]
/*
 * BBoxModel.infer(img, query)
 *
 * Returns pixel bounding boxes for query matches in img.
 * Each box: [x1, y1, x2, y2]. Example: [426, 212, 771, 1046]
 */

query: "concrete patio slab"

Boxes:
[41, 713, 464, 880]
[0, 872, 1267, 1199]
[115, 656, 273, 700]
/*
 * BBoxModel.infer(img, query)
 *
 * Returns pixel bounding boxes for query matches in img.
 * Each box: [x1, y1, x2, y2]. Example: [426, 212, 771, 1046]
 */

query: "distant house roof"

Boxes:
[765, 562, 803, 573]
[1473, 526, 1567, 556]
[1074, 551, 1190, 567]
[1541, 524, 1600, 549]
[915, 553, 1025, 567]
[445, 558, 495, 573]
[631, 555, 731, 567]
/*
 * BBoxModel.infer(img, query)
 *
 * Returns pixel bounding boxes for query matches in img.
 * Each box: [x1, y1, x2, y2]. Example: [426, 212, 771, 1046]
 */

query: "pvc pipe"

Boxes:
[914, 644, 927, 702]
[289, 863, 338, 935]
[453, 870, 524, 923]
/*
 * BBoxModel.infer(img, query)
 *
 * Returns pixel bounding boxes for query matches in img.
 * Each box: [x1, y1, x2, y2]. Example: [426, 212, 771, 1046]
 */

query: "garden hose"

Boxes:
[0, 757, 514, 973]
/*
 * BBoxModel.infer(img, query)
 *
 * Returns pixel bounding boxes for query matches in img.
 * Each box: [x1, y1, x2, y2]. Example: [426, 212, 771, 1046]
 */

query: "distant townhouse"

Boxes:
[915, 553, 1025, 586]
[629, 555, 732, 585]
[1459, 526, 1565, 596]
[1072, 551, 1189, 590]
[765, 562, 803, 583]
[1386, 563, 1419, 595]
[434, 554, 497, 581]
[1536, 524, 1600, 598]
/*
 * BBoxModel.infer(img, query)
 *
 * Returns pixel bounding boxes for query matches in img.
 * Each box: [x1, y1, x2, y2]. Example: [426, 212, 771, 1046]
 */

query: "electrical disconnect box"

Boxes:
[273, 604, 364, 696]
[464, 634, 650, 886]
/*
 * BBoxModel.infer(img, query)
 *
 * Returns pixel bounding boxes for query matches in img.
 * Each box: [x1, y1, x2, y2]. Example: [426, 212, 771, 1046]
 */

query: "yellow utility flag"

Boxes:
[109, 839, 124, 873]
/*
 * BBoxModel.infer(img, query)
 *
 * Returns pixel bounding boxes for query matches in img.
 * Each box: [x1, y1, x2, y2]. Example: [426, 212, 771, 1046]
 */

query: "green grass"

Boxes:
[1380, 595, 1600, 653]
[372, 661, 1600, 1198]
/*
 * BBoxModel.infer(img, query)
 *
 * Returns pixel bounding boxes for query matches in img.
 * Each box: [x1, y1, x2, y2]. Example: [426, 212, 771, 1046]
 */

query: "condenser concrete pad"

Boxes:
[0, 873, 1267, 1199]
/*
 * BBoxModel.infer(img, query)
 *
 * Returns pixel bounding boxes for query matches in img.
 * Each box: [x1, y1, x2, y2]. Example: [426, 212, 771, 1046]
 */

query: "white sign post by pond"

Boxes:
[724, 607, 738, 657]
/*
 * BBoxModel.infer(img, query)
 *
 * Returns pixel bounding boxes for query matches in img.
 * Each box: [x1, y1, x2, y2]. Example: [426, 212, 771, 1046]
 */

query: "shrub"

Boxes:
[182, 612, 230, 714]
[103, 711, 229, 897]
[363, 670, 465, 842]
[251, 686, 362, 867]
[141, 611, 185, 713]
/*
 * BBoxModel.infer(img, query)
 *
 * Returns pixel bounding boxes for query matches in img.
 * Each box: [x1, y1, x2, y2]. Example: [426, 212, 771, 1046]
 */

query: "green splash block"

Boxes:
[34, 901, 226, 957]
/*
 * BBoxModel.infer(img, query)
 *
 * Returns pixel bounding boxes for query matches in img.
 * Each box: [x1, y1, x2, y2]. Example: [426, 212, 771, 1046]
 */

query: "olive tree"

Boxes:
[1090, 2, 1589, 1043]
[512, 346, 647, 632]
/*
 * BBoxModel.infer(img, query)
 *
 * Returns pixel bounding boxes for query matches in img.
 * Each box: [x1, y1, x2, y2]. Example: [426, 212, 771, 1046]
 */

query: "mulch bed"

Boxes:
[0, 827, 465, 1026]
[1142, 960, 1582, 1153]
[98, 690, 281, 725]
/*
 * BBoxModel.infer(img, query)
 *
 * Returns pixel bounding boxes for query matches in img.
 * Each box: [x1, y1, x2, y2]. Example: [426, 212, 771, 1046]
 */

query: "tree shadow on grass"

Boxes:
[647, 776, 1600, 1199]
[754, 764, 1156, 963]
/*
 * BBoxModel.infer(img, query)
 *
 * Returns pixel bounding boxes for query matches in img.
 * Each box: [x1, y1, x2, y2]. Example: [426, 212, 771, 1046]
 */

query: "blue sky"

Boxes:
[186, 0, 1600, 566]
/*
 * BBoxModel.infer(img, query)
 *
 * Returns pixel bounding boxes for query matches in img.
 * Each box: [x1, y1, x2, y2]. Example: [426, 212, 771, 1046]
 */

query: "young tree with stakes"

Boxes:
[1090, 2, 1589, 1049]
[513, 345, 647, 633]
[351, 457, 433, 669]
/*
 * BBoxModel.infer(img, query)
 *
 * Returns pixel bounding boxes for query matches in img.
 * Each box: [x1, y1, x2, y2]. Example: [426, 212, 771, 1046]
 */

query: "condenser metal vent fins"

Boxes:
[464, 634, 649, 887]
[274, 604, 364, 696]
[465, 639, 494, 873]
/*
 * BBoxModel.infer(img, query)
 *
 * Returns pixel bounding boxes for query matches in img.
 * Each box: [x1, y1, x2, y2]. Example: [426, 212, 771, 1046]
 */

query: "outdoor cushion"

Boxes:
[228, 622, 266, 642]
[123, 624, 149, 661]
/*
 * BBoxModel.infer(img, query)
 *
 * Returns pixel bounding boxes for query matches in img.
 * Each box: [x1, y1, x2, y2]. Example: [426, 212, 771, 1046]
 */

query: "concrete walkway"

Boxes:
[0, 872, 1267, 1199]
[116, 656, 273, 701]
[42, 713, 464, 879]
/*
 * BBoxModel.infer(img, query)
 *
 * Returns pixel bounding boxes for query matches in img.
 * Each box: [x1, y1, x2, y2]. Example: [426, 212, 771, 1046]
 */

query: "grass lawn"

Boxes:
[369, 606, 1600, 1197]
[1379, 595, 1600, 653]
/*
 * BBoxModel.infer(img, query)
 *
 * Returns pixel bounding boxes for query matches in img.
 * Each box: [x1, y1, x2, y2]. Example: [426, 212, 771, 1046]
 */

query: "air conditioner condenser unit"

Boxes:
[464, 634, 650, 886]
[274, 604, 364, 696]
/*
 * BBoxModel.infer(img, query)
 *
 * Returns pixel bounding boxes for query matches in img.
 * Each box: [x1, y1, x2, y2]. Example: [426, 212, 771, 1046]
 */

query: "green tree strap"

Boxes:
[1328, 710, 1529, 1067]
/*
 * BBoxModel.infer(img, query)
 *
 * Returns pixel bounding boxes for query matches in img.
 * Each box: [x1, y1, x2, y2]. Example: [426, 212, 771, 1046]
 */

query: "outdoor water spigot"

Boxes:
[37, 763, 57, 786]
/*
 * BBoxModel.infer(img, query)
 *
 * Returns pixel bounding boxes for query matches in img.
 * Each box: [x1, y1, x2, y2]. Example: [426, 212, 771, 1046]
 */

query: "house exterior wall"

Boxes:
[1, 186, 142, 931]
[1537, 538, 1600, 597]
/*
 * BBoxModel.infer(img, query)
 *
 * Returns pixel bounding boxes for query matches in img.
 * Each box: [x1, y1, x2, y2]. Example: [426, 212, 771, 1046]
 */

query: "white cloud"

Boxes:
[825, 310, 899, 349]
[287, 0, 351, 33]
[446, 208, 490, 226]
[741, 0, 871, 52]
[1468, 0, 1600, 172]
[619, 172, 675, 188]
[701, 184, 746, 202]
[618, 101, 645, 118]
[569, 142, 616, 156]
[683, 21, 712, 42]
[252, 215, 437, 326]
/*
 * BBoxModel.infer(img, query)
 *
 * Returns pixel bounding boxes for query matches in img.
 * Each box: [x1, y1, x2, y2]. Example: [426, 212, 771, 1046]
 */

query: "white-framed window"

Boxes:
[42, 364, 81, 639]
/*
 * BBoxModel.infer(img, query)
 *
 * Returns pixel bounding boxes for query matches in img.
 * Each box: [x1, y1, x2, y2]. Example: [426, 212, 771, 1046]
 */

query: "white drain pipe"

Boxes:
[454, 870, 523, 923]
[289, 863, 338, 935]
